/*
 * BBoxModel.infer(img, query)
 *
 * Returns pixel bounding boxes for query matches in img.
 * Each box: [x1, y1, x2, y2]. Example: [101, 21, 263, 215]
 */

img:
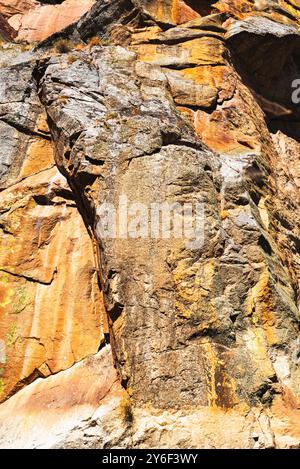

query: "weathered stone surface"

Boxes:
[0, 60, 105, 401]
[37, 41, 300, 427]
[1, 346, 300, 448]
[0, 166, 104, 400]
[270, 131, 300, 308]
[5, 0, 95, 42]
[0, 0, 299, 449]
[0, 0, 38, 19]
[0, 346, 128, 449]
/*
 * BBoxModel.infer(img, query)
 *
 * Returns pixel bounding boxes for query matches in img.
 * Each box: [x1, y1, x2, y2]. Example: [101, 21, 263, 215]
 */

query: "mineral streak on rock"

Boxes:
[0, 0, 299, 449]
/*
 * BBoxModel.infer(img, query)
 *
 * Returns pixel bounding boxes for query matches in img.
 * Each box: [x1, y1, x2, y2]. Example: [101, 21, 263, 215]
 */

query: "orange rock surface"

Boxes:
[0, 110, 105, 401]
[6, 0, 95, 42]
[0, 0, 300, 450]
[0, 346, 127, 448]
[0, 0, 38, 19]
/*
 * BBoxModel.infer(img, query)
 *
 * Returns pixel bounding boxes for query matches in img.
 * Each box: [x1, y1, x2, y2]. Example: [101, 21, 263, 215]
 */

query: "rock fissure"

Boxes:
[0, 116, 51, 139]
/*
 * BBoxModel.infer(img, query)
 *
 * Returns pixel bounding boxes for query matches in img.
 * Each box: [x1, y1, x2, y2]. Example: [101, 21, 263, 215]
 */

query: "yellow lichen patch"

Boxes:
[202, 341, 218, 407]
[246, 270, 277, 346]
[133, 37, 225, 67]
[35, 113, 50, 135]
[175, 300, 192, 319]
[166, 66, 221, 108]
[0, 282, 14, 309]
[173, 259, 216, 321]
[202, 340, 236, 409]
[131, 26, 162, 45]
[11, 286, 28, 315]
[180, 65, 223, 88]
[173, 258, 215, 288]
[177, 105, 195, 126]
[214, 0, 254, 17]
[0, 377, 4, 398]
[279, 0, 300, 21]
[119, 392, 133, 421]
[6, 322, 17, 347]
[243, 328, 275, 380]
[156, 0, 171, 22]
[74, 43, 85, 51]
[88, 36, 103, 48]
[38, 362, 51, 378]
[143, 0, 174, 24]
[143, 0, 204, 24]
[181, 37, 226, 65]
[220, 210, 229, 220]
[283, 0, 300, 8]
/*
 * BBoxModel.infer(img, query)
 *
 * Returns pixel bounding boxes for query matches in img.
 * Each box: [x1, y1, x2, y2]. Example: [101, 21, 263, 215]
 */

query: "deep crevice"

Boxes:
[39, 0, 65, 4]
[0, 117, 51, 140]
[108, 303, 124, 323]
[183, 0, 215, 17]
[258, 235, 272, 256]
[0, 268, 56, 285]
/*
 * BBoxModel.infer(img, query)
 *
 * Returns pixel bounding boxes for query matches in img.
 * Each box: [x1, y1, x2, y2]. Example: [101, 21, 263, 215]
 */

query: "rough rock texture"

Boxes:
[1, 0, 95, 42]
[0, 346, 129, 449]
[0, 0, 299, 449]
[0, 1, 38, 19]
[0, 12, 17, 41]
[0, 59, 105, 401]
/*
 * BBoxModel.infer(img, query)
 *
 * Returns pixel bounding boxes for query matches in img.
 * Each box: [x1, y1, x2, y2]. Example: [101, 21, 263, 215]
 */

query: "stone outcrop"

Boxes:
[0, 57, 105, 402]
[1, 0, 95, 42]
[0, 1, 38, 19]
[0, 0, 299, 449]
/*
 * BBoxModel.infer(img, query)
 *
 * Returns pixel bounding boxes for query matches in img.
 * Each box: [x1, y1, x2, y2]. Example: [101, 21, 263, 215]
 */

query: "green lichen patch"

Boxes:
[6, 323, 17, 347]
[11, 287, 28, 314]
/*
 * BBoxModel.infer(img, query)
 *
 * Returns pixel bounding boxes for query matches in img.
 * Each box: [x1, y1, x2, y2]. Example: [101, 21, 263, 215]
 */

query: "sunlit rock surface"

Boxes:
[0, 59, 105, 402]
[0, 0, 299, 449]
[1, 0, 95, 42]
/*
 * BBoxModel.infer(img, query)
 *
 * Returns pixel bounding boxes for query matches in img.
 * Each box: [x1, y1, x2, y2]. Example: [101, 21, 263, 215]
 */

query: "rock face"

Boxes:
[0, 59, 105, 402]
[1, 0, 95, 42]
[0, 1, 38, 19]
[0, 0, 299, 449]
[0, 345, 129, 449]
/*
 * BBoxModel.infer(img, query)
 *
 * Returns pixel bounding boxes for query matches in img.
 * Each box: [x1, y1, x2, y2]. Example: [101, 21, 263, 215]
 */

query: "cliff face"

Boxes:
[0, 0, 299, 449]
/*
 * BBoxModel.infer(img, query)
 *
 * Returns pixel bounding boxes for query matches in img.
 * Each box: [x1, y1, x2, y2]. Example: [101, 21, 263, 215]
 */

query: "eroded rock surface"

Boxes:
[0, 346, 128, 449]
[0, 59, 105, 402]
[0, 0, 299, 449]
[1, 0, 95, 42]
